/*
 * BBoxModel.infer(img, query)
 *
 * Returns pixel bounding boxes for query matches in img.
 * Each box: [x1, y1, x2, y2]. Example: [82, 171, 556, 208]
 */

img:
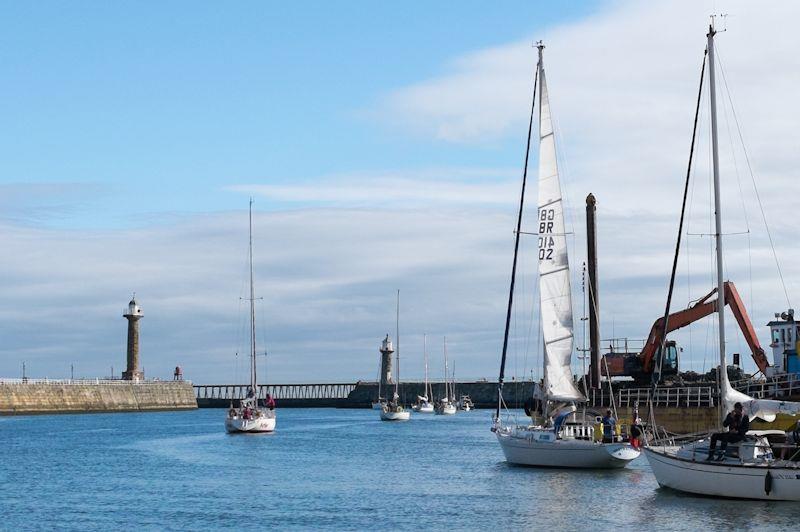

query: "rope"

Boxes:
[646, 48, 707, 428]
[496, 52, 539, 419]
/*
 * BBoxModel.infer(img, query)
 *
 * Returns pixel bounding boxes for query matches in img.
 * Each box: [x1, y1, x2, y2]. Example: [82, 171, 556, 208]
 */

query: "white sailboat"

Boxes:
[435, 337, 457, 415]
[492, 42, 639, 468]
[225, 199, 277, 434]
[413, 334, 435, 413]
[381, 290, 411, 421]
[643, 24, 800, 500]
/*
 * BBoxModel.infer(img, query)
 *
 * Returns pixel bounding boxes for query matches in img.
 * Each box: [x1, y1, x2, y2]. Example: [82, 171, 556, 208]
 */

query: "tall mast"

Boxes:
[444, 336, 449, 400]
[424, 333, 429, 398]
[707, 24, 727, 422]
[395, 289, 400, 399]
[496, 43, 540, 418]
[249, 198, 257, 395]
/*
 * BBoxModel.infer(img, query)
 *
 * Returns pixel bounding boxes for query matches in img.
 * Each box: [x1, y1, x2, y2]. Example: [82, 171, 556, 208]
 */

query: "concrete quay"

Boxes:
[0, 380, 197, 415]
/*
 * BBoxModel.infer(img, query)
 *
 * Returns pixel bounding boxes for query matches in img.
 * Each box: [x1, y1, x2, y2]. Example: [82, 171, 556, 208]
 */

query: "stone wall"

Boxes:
[0, 381, 197, 415]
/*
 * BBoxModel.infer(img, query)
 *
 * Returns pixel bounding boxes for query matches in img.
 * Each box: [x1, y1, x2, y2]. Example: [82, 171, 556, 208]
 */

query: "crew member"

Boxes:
[602, 409, 616, 443]
[707, 402, 749, 460]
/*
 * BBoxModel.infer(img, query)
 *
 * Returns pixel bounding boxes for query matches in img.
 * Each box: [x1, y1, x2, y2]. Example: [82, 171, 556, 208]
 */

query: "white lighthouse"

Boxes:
[122, 296, 144, 381]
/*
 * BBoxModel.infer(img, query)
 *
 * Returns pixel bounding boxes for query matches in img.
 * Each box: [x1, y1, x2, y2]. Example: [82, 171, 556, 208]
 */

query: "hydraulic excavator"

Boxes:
[604, 281, 771, 382]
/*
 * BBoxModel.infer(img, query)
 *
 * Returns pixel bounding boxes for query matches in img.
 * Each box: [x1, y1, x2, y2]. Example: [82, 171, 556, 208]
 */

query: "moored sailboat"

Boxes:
[225, 199, 276, 434]
[435, 337, 457, 415]
[643, 23, 800, 500]
[381, 290, 411, 421]
[413, 334, 435, 413]
[491, 42, 639, 468]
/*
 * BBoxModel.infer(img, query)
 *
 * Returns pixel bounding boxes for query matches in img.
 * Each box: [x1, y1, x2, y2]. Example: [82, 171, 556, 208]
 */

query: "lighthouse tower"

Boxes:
[379, 334, 394, 390]
[122, 296, 144, 381]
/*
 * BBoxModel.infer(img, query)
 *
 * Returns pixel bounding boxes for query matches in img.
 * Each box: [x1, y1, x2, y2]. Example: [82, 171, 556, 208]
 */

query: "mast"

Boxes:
[395, 289, 400, 400]
[496, 45, 540, 418]
[248, 198, 257, 395]
[444, 336, 449, 401]
[707, 24, 728, 424]
[424, 333, 429, 399]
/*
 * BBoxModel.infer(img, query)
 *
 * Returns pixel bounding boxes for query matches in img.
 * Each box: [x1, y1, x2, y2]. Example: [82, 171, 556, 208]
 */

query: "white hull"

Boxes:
[644, 446, 800, 500]
[435, 403, 457, 415]
[413, 403, 434, 414]
[496, 428, 640, 469]
[380, 409, 411, 421]
[225, 411, 276, 433]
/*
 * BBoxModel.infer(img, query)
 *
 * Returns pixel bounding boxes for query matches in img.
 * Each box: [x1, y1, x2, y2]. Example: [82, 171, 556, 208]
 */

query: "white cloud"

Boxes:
[3, 1, 800, 385]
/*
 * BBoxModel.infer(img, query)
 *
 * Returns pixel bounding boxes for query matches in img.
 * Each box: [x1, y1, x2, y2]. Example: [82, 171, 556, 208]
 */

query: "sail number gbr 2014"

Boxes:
[537, 207, 556, 261]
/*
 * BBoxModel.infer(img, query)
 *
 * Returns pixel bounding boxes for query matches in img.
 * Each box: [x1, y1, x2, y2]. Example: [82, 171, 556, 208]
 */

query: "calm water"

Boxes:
[0, 408, 796, 530]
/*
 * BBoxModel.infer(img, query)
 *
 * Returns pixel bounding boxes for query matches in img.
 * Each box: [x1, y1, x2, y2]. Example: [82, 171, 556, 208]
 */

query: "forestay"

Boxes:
[536, 50, 584, 403]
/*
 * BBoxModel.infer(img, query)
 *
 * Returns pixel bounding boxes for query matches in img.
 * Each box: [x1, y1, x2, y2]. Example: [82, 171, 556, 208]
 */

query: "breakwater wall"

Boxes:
[195, 380, 532, 409]
[0, 381, 197, 415]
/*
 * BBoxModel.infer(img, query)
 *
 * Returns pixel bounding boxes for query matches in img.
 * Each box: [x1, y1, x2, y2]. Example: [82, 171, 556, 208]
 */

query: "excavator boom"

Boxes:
[640, 281, 769, 374]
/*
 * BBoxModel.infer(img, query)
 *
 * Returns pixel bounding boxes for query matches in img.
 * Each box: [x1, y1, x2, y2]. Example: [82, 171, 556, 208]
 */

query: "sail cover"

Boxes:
[721, 372, 800, 423]
[536, 59, 584, 403]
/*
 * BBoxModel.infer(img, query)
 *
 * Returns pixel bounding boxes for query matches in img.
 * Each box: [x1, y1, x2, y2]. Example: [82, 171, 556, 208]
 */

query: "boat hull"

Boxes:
[644, 446, 800, 500]
[380, 410, 411, 421]
[496, 429, 639, 469]
[225, 412, 276, 433]
[413, 403, 434, 414]
[435, 404, 457, 415]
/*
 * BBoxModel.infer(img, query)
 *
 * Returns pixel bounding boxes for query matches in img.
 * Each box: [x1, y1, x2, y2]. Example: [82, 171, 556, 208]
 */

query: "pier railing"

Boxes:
[730, 373, 800, 399]
[195, 383, 357, 401]
[587, 386, 716, 408]
[0, 378, 189, 385]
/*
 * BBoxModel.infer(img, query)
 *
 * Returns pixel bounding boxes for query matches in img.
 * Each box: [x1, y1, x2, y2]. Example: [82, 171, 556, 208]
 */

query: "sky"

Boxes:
[2, 1, 799, 384]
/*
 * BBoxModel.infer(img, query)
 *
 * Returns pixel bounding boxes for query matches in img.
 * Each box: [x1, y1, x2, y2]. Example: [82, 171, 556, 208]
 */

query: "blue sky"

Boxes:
[2, 0, 800, 384]
[0, 1, 600, 227]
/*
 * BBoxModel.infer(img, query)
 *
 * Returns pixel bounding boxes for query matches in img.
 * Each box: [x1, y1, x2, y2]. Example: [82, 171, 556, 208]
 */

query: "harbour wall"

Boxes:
[195, 381, 533, 409]
[0, 381, 197, 415]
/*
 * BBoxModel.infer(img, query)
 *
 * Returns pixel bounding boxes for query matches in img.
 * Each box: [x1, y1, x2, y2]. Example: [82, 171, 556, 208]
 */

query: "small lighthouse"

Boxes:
[122, 295, 144, 381]
[379, 334, 394, 390]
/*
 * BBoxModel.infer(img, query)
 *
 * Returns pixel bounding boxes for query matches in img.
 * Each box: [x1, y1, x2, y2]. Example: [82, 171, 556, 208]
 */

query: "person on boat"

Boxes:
[553, 411, 570, 437]
[228, 405, 236, 418]
[266, 394, 276, 410]
[707, 402, 750, 460]
[629, 412, 643, 449]
[780, 420, 800, 460]
[246, 387, 255, 399]
[602, 410, 616, 443]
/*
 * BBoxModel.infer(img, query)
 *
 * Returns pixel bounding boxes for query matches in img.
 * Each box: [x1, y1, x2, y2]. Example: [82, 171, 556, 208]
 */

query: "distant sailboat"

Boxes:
[492, 42, 638, 468]
[435, 337, 457, 415]
[413, 334, 434, 413]
[225, 199, 277, 434]
[381, 290, 411, 421]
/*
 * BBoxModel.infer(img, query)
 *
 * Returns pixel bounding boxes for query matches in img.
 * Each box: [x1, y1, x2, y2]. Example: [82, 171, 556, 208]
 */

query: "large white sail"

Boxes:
[536, 53, 584, 403]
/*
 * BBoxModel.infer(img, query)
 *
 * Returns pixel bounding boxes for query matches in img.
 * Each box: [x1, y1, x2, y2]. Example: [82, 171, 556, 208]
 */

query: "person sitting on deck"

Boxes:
[707, 402, 750, 460]
[602, 410, 616, 443]
[266, 394, 276, 410]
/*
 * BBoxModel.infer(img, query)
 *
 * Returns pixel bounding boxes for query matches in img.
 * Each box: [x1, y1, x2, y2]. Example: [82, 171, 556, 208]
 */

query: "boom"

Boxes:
[640, 281, 769, 374]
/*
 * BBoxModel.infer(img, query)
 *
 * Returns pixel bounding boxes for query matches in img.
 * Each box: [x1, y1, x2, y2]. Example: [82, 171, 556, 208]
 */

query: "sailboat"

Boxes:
[380, 290, 411, 421]
[643, 23, 800, 500]
[225, 199, 277, 434]
[413, 334, 435, 413]
[435, 337, 457, 415]
[491, 42, 639, 468]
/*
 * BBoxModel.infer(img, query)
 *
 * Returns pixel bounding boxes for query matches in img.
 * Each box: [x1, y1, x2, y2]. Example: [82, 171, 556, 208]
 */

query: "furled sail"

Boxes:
[721, 371, 800, 422]
[536, 52, 584, 403]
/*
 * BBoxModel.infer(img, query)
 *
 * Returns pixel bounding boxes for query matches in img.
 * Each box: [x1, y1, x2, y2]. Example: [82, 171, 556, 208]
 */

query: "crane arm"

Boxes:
[639, 281, 769, 374]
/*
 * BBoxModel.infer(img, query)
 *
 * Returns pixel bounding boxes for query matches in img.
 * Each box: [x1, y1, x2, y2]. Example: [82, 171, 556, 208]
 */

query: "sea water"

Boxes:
[0, 408, 795, 530]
